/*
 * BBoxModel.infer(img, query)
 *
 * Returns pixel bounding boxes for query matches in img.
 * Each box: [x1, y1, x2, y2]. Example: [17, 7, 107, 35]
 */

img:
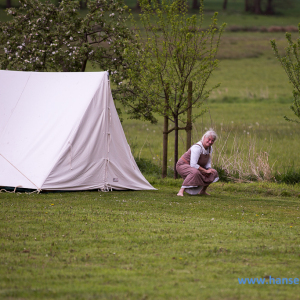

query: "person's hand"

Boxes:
[203, 168, 217, 177]
[201, 168, 211, 177]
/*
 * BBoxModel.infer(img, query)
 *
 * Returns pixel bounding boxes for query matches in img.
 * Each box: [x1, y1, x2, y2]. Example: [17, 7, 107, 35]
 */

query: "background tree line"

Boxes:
[3, 0, 296, 15]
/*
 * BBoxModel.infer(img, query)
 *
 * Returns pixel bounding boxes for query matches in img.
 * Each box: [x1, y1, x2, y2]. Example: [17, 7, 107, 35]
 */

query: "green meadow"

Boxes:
[118, 0, 300, 175]
[1, 182, 300, 300]
[1, 0, 300, 299]
[121, 34, 300, 175]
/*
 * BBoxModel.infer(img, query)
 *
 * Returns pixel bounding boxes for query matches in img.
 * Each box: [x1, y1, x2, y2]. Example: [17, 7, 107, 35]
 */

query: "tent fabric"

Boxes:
[0, 70, 155, 191]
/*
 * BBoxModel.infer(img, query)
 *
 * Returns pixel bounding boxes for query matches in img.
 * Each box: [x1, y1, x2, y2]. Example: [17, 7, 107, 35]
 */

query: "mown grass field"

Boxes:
[1, 182, 300, 300]
[1, 0, 300, 299]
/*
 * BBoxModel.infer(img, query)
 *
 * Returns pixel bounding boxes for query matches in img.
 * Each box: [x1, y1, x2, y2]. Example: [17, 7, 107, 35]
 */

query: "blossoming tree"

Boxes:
[0, 0, 134, 83]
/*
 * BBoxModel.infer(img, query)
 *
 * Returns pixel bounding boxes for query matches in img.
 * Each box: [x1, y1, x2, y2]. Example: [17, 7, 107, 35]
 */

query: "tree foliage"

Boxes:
[0, 0, 134, 83]
[119, 0, 225, 123]
[271, 24, 300, 123]
[117, 0, 225, 177]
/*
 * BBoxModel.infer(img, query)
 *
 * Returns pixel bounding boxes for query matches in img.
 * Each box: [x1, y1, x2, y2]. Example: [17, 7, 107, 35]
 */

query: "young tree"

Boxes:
[0, 0, 134, 83]
[117, 0, 225, 178]
[271, 24, 300, 123]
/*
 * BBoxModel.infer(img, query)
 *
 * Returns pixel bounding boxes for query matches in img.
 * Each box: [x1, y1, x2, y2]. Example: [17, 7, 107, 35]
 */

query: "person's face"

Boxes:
[202, 135, 215, 149]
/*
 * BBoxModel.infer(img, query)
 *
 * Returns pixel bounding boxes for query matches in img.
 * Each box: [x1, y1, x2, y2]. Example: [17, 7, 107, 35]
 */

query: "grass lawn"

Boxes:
[122, 101, 300, 177]
[1, 2, 300, 298]
[1, 181, 300, 299]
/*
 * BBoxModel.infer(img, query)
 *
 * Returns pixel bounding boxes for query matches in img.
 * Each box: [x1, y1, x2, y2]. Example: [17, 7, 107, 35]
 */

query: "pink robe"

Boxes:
[176, 145, 218, 187]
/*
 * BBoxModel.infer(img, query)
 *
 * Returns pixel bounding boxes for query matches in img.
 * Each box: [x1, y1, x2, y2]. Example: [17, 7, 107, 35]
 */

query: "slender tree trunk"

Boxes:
[162, 116, 168, 178]
[162, 85, 169, 178]
[223, 0, 228, 11]
[80, 1, 88, 9]
[81, 58, 88, 72]
[174, 114, 179, 179]
[265, 0, 274, 15]
[81, 36, 88, 72]
[245, 0, 252, 12]
[136, 0, 141, 11]
[6, 0, 11, 8]
[192, 0, 199, 10]
[254, 0, 262, 14]
[186, 81, 192, 151]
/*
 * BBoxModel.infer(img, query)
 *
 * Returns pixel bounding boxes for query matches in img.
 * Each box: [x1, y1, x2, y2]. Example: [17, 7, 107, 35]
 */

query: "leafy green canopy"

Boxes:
[0, 0, 134, 78]
[116, 0, 226, 124]
[271, 24, 300, 123]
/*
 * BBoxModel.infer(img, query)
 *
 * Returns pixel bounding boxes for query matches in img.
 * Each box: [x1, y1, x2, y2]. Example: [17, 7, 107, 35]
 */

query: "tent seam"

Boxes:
[0, 153, 40, 190]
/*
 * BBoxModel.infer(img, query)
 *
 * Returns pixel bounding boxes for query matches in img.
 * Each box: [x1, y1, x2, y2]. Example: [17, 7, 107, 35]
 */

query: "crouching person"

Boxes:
[176, 129, 219, 196]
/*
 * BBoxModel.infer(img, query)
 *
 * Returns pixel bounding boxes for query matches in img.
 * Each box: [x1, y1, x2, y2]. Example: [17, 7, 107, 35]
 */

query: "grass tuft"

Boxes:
[213, 132, 274, 183]
[275, 165, 300, 185]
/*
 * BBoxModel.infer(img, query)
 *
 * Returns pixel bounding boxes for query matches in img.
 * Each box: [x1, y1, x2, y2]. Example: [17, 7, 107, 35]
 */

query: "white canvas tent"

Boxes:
[0, 70, 155, 191]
